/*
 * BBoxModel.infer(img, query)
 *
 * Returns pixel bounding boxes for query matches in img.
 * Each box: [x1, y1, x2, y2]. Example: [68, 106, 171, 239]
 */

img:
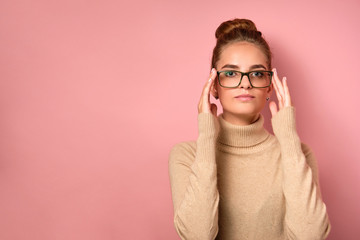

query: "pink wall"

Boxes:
[0, 0, 359, 239]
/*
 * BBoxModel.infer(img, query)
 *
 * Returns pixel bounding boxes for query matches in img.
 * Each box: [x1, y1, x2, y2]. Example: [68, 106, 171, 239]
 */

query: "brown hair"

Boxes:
[211, 19, 272, 70]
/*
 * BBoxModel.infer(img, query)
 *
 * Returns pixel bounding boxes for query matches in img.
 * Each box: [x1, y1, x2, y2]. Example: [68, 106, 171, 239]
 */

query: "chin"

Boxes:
[224, 102, 264, 117]
[224, 109, 257, 119]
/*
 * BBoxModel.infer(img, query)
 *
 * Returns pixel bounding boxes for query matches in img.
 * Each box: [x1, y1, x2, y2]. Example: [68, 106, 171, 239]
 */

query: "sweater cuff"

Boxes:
[198, 113, 217, 138]
[271, 106, 298, 142]
[271, 106, 304, 163]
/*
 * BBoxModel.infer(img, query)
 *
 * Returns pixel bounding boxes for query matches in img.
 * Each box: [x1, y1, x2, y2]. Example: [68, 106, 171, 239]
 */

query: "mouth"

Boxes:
[234, 94, 255, 101]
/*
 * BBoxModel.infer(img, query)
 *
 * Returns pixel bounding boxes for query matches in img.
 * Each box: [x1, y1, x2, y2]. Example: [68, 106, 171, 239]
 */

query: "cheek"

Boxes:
[256, 89, 268, 99]
[217, 87, 230, 100]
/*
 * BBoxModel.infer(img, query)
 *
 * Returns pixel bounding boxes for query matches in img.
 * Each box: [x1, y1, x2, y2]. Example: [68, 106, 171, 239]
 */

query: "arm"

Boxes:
[168, 68, 220, 240]
[272, 106, 331, 239]
[169, 113, 219, 240]
[269, 69, 331, 239]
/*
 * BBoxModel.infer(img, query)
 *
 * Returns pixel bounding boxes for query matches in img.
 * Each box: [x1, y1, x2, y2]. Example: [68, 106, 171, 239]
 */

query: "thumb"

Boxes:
[210, 103, 218, 117]
[269, 101, 278, 118]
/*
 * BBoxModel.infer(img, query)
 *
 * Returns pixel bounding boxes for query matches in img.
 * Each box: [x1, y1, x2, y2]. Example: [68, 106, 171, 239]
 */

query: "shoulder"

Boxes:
[169, 141, 196, 160]
[169, 141, 197, 163]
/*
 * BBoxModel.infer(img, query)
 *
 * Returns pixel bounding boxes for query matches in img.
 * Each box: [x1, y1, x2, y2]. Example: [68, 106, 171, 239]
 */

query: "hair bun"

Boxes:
[215, 18, 260, 39]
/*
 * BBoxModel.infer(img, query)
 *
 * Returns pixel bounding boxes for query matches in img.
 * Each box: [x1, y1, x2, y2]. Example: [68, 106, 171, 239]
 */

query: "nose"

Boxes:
[239, 74, 252, 89]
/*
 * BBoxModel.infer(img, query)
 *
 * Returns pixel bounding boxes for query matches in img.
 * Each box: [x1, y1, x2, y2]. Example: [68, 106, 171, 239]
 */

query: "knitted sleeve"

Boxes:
[271, 106, 331, 239]
[168, 113, 220, 240]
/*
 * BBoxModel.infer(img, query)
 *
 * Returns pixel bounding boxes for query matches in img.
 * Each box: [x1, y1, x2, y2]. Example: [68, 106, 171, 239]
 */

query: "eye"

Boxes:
[224, 71, 238, 77]
[251, 71, 265, 78]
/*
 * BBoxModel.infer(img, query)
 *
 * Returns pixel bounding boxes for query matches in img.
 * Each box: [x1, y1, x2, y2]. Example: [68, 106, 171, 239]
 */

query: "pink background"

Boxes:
[1, 0, 359, 239]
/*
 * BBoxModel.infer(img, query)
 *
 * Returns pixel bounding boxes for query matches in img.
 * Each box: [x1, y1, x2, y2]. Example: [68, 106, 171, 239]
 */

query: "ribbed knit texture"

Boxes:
[216, 114, 275, 155]
[169, 106, 331, 240]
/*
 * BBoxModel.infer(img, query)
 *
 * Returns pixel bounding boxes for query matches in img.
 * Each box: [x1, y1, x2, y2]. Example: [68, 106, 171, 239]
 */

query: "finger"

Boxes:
[269, 101, 278, 117]
[272, 75, 283, 108]
[272, 77, 281, 101]
[201, 68, 217, 100]
[278, 77, 288, 109]
[273, 69, 287, 109]
[198, 68, 217, 113]
[276, 70, 286, 98]
[272, 69, 281, 99]
[283, 77, 292, 107]
[273, 68, 285, 100]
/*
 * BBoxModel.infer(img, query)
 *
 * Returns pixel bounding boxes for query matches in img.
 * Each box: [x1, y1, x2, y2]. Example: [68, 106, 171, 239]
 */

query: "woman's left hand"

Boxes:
[269, 68, 292, 117]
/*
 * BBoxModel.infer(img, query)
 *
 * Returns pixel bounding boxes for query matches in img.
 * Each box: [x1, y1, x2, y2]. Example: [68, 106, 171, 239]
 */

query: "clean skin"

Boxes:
[198, 41, 292, 125]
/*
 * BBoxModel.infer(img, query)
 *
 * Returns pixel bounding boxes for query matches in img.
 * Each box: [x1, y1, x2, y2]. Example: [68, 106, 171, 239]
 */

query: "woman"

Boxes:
[169, 19, 331, 239]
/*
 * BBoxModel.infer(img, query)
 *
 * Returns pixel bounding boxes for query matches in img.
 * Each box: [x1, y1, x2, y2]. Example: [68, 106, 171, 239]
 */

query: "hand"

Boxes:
[269, 68, 292, 117]
[198, 68, 218, 117]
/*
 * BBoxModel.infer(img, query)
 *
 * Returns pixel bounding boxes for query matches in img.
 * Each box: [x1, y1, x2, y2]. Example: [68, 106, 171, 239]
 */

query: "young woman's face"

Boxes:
[213, 41, 272, 123]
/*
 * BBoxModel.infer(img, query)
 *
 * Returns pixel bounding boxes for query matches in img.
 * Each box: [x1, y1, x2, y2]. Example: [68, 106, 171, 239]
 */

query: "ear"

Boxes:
[266, 82, 273, 99]
[210, 79, 219, 99]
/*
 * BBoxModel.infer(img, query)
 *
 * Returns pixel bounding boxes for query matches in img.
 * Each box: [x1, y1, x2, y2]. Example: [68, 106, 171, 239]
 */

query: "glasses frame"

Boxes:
[216, 70, 273, 88]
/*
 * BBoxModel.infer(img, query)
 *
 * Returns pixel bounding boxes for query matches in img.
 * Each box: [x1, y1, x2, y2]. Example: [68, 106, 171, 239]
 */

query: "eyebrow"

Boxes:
[220, 64, 267, 70]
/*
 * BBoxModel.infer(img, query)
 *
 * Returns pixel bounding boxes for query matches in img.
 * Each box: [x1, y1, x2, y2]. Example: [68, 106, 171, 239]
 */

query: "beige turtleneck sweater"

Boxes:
[169, 106, 331, 240]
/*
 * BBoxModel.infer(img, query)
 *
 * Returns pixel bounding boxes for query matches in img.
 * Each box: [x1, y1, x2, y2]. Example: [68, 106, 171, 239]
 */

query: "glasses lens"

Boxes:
[218, 71, 241, 88]
[249, 71, 271, 87]
[219, 71, 272, 88]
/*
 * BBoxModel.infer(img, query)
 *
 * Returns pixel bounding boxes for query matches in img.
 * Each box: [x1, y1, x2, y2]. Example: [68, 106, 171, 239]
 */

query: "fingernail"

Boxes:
[208, 77, 213, 82]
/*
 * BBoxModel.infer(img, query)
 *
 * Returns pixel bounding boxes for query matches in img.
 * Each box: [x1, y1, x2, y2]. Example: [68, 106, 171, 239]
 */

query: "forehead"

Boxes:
[217, 42, 267, 69]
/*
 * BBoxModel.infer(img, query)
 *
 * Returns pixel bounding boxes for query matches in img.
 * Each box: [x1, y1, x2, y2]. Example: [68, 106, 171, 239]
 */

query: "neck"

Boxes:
[222, 111, 260, 126]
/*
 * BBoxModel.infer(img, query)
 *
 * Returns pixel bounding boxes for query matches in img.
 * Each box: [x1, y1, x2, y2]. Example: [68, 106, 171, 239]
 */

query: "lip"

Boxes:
[235, 94, 255, 98]
[234, 94, 255, 101]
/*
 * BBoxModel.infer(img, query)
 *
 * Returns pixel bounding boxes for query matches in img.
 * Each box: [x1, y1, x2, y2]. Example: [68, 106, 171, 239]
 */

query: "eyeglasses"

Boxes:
[217, 70, 273, 88]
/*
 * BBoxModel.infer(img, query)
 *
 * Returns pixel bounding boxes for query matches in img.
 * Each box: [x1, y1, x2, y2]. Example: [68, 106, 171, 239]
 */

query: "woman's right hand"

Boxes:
[198, 68, 218, 116]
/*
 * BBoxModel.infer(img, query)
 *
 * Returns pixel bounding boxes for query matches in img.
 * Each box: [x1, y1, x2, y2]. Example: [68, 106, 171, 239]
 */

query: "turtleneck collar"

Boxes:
[217, 114, 271, 148]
